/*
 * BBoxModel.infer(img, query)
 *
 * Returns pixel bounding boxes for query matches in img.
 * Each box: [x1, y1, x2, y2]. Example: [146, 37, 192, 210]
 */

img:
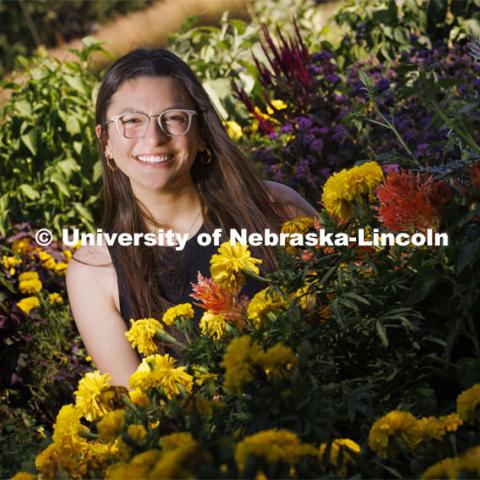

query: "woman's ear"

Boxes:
[96, 124, 113, 159]
[198, 136, 208, 153]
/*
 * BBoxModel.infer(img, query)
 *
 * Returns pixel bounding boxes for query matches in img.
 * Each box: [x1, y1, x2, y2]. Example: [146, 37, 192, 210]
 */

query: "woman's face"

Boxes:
[98, 75, 205, 196]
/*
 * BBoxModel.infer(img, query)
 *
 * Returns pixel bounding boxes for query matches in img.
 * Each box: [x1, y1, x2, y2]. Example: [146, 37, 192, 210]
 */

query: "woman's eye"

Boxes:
[167, 116, 186, 123]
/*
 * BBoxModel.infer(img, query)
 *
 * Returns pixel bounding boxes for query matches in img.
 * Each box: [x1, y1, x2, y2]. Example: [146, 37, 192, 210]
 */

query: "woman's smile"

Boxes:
[134, 153, 175, 167]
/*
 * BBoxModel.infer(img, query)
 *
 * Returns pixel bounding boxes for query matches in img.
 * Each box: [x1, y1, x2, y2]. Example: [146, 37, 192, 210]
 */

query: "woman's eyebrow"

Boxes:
[117, 104, 189, 114]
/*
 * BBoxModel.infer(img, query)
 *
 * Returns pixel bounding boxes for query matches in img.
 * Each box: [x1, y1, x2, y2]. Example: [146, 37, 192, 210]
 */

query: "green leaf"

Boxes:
[65, 75, 87, 94]
[375, 320, 389, 347]
[73, 202, 94, 224]
[456, 238, 480, 275]
[57, 158, 80, 177]
[19, 184, 40, 200]
[405, 268, 440, 305]
[92, 160, 103, 183]
[51, 172, 71, 197]
[15, 100, 32, 116]
[202, 79, 229, 120]
[21, 130, 37, 155]
[66, 116, 81, 136]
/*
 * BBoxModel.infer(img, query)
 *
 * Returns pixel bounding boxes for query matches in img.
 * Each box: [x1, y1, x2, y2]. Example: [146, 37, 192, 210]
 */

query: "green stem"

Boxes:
[243, 268, 269, 283]
[156, 330, 187, 350]
[430, 101, 480, 154]
[373, 106, 418, 163]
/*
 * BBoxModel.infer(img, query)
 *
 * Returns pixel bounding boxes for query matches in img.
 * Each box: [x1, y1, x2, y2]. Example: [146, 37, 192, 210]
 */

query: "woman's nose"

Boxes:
[144, 117, 169, 144]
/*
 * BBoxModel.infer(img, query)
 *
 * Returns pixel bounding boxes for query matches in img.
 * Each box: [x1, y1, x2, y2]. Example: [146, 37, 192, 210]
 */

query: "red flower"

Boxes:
[468, 162, 480, 191]
[190, 273, 247, 330]
[376, 171, 451, 232]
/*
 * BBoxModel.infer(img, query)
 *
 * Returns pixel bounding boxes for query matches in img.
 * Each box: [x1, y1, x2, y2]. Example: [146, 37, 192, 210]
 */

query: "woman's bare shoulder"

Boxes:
[69, 243, 113, 268]
[66, 243, 120, 311]
[263, 180, 319, 219]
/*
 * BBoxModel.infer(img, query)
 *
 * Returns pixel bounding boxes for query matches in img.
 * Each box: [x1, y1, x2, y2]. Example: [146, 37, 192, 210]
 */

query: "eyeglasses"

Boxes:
[105, 109, 197, 139]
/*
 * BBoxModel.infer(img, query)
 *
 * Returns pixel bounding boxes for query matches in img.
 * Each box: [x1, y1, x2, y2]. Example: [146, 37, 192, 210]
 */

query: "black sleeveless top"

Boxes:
[107, 224, 266, 325]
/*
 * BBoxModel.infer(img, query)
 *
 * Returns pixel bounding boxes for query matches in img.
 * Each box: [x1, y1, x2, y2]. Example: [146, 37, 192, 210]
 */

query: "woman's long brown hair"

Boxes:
[93, 48, 285, 320]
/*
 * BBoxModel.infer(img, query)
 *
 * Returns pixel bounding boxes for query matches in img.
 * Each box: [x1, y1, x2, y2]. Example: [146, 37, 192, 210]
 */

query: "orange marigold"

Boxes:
[376, 171, 451, 233]
[190, 273, 247, 329]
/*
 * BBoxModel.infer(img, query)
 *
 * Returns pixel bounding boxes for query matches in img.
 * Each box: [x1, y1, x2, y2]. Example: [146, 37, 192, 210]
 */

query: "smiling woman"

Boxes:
[65, 48, 317, 387]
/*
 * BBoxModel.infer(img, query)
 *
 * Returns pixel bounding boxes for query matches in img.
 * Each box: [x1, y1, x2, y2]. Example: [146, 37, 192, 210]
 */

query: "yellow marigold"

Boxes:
[18, 271, 39, 282]
[127, 424, 147, 442]
[54, 262, 68, 274]
[281, 216, 315, 235]
[162, 303, 195, 326]
[368, 410, 418, 458]
[225, 120, 243, 141]
[440, 412, 463, 432]
[159, 432, 195, 451]
[17, 296, 40, 315]
[129, 354, 193, 399]
[222, 335, 262, 395]
[247, 288, 287, 329]
[413, 416, 445, 446]
[235, 429, 316, 473]
[294, 284, 317, 310]
[253, 106, 270, 121]
[129, 387, 149, 407]
[266, 99, 288, 115]
[319, 438, 361, 472]
[2, 255, 22, 275]
[48, 292, 63, 304]
[457, 383, 480, 423]
[281, 216, 316, 254]
[421, 457, 461, 479]
[321, 161, 384, 222]
[19, 278, 42, 294]
[108, 450, 161, 480]
[63, 249, 73, 261]
[52, 403, 88, 451]
[459, 446, 480, 476]
[256, 343, 297, 378]
[97, 409, 125, 443]
[210, 241, 262, 293]
[74, 370, 112, 421]
[35, 443, 58, 479]
[125, 318, 163, 356]
[149, 442, 201, 479]
[12, 238, 32, 255]
[192, 365, 218, 386]
[199, 311, 227, 340]
[421, 447, 480, 479]
[413, 413, 462, 445]
[11, 472, 35, 480]
[38, 250, 56, 270]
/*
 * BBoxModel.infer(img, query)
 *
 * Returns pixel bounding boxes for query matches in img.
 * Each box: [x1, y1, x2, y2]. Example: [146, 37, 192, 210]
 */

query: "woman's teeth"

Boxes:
[136, 154, 173, 164]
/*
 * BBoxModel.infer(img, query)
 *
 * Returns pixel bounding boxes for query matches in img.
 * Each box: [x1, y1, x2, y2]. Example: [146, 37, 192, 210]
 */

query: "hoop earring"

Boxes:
[106, 156, 118, 171]
[200, 148, 212, 165]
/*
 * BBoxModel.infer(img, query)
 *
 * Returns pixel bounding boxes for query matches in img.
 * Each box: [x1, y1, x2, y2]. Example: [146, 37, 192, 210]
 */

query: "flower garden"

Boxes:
[1, 0, 480, 478]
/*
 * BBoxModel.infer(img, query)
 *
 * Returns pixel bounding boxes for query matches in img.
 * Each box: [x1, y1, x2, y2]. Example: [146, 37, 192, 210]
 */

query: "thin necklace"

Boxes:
[150, 204, 203, 246]
[182, 207, 203, 239]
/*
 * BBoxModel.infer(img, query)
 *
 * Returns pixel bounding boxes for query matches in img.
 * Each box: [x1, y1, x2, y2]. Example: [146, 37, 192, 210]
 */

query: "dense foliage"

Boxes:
[0, 0, 155, 77]
[0, 224, 89, 477]
[0, 41, 104, 237]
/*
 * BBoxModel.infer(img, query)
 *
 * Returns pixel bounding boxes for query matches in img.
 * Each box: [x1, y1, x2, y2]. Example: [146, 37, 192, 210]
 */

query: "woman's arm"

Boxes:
[264, 180, 319, 219]
[66, 245, 140, 389]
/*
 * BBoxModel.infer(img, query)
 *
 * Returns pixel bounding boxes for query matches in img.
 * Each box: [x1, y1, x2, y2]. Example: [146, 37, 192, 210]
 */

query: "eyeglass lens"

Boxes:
[119, 110, 191, 138]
